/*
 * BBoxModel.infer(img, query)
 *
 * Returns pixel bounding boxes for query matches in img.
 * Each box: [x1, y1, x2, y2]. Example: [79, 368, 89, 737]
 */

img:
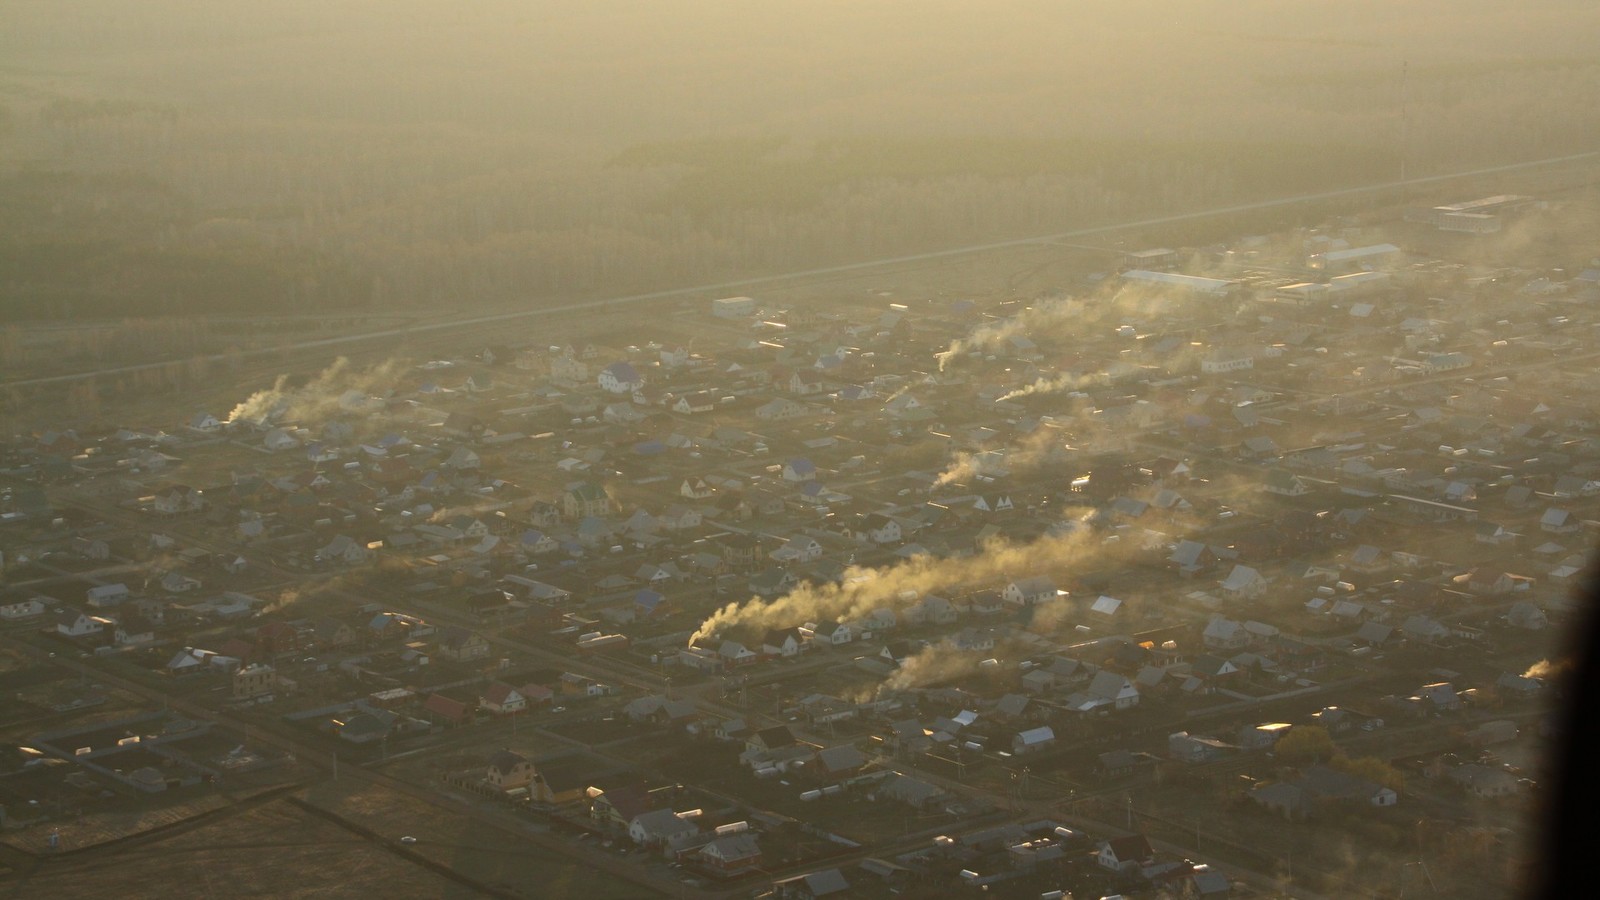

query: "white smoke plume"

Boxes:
[932, 422, 1068, 488]
[1523, 657, 1571, 681]
[881, 638, 988, 693]
[932, 272, 1220, 374]
[690, 522, 1097, 645]
[933, 449, 981, 489]
[995, 370, 1102, 403]
[428, 501, 508, 524]
[935, 295, 1082, 371]
[227, 374, 290, 424]
[227, 357, 404, 425]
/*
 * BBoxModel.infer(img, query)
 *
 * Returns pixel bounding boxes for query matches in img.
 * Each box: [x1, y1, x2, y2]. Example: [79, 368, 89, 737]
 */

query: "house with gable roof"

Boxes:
[563, 482, 612, 519]
[783, 458, 818, 482]
[1219, 565, 1266, 600]
[629, 808, 701, 854]
[1068, 669, 1141, 712]
[1098, 834, 1156, 873]
[1012, 725, 1056, 754]
[487, 750, 536, 791]
[1002, 576, 1058, 607]
[1168, 540, 1216, 576]
[1202, 618, 1249, 652]
[696, 832, 763, 874]
[0, 596, 46, 621]
[1264, 469, 1311, 496]
[598, 362, 645, 394]
[762, 627, 804, 658]
[436, 626, 491, 662]
[86, 583, 131, 608]
[481, 683, 527, 715]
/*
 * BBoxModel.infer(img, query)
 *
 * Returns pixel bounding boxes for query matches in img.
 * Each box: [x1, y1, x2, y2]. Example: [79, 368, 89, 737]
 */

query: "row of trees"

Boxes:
[3, 36, 1598, 323]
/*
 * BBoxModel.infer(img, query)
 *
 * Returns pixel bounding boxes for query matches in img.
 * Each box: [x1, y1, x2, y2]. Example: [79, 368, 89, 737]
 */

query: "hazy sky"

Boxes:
[6, 1, 1598, 148]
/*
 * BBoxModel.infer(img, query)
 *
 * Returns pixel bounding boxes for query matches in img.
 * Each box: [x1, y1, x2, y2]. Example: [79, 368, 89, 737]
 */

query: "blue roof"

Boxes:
[800, 480, 825, 496]
[634, 440, 665, 455]
[787, 458, 815, 474]
[604, 362, 641, 381]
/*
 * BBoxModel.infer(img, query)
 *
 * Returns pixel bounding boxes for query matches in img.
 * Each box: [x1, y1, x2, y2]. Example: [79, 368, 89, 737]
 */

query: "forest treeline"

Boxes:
[1, 1, 1597, 321]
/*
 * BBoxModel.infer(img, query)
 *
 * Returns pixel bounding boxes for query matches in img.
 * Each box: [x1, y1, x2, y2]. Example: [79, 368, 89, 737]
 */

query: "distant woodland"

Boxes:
[2, 1, 1597, 321]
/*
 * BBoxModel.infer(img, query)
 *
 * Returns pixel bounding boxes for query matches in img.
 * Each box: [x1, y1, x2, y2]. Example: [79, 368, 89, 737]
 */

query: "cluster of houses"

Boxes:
[0, 197, 1586, 896]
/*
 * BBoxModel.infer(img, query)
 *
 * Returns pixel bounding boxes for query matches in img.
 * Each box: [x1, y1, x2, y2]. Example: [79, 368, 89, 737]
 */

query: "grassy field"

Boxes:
[0, 796, 463, 900]
[294, 779, 654, 900]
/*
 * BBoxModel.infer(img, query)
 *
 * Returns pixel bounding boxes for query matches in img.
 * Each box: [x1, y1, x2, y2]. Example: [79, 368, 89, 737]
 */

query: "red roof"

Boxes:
[482, 682, 521, 706]
[424, 693, 468, 723]
[218, 638, 256, 663]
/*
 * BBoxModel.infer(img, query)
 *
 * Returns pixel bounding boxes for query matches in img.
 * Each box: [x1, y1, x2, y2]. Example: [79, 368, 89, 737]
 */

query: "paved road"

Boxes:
[8, 149, 1595, 391]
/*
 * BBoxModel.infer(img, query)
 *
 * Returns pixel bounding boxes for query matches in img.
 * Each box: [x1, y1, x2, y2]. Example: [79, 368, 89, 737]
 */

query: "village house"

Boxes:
[562, 482, 612, 518]
[1218, 565, 1266, 600]
[54, 607, 110, 637]
[697, 832, 763, 874]
[598, 361, 645, 394]
[806, 621, 854, 647]
[1002, 576, 1058, 607]
[109, 612, 156, 646]
[762, 627, 804, 658]
[153, 485, 204, 515]
[755, 398, 808, 421]
[487, 750, 536, 791]
[628, 808, 701, 854]
[435, 627, 492, 662]
[86, 583, 131, 608]
[0, 596, 47, 620]
[771, 535, 823, 563]
[1012, 725, 1056, 754]
[232, 663, 276, 699]
[1098, 834, 1156, 873]
[481, 682, 528, 715]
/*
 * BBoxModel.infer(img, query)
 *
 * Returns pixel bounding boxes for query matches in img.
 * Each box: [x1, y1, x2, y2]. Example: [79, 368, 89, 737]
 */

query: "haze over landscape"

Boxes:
[1, 3, 1596, 899]
[4, 1, 1598, 321]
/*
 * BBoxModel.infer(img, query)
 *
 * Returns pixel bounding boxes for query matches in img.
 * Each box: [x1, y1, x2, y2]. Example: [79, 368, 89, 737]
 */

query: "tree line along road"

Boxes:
[6, 149, 1596, 392]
